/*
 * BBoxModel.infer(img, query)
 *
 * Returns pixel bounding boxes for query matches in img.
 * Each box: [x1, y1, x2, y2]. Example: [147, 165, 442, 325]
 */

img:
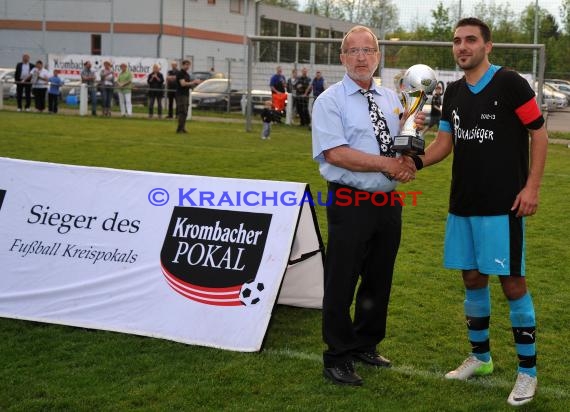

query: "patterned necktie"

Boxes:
[359, 89, 395, 158]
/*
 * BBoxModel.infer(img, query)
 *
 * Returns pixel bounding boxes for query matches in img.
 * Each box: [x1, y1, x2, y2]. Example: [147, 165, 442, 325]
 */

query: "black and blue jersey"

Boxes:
[439, 65, 544, 216]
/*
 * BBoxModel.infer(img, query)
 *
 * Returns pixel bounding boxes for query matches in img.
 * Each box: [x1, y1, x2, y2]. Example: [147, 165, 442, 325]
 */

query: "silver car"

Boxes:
[0, 69, 16, 99]
[546, 82, 570, 101]
[543, 83, 568, 110]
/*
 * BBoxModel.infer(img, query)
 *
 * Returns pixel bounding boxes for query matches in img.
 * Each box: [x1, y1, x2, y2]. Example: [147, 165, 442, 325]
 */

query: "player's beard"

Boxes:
[455, 47, 486, 71]
[345, 63, 378, 85]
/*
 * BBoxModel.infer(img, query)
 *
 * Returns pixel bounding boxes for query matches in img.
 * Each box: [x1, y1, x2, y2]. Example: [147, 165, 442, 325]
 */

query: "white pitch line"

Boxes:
[263, 348, 569, 399]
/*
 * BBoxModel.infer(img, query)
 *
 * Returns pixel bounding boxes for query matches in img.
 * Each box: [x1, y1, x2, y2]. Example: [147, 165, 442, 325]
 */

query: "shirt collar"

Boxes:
[466, 64, 501, 94]
[343, 73, 382, 96]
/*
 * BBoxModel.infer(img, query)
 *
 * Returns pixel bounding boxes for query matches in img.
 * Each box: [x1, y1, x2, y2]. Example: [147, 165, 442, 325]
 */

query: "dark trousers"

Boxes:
[48, 93, 59, 113]
[176, 94, 189, 132]
[88, 86, 97, 115]
[148, 91, 163, 116]
[16, 83, 32, 109]
[167, 90, 176, 118]
[33, 88, 47, 111]
[101, 86, 113, 112]
[322, 183, 402, 367]
[296, 96, 310, 126]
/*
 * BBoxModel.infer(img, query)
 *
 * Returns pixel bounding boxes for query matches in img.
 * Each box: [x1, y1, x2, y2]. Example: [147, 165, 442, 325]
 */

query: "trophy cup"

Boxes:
[393, 64, 437, 155]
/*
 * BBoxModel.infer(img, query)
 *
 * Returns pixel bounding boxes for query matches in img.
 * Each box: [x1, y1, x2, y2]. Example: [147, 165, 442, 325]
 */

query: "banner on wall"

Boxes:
[0, 158, 324, 352]
[48, 54, 169, 82]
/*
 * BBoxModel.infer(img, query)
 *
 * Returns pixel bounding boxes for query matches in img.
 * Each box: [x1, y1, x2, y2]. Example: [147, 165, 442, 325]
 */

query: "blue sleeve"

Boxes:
[439, 120, 452, 133]
[311, 93, 348, 161]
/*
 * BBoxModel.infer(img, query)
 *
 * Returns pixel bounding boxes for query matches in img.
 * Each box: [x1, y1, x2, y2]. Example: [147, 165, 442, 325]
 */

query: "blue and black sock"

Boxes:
[509, 292, 537, 377]
[465, 286, 491, 362]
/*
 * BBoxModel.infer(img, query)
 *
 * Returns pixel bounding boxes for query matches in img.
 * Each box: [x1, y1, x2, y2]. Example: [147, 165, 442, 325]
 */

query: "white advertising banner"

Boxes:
[48, 54, 169, 82]
[0, 158, 324, 352]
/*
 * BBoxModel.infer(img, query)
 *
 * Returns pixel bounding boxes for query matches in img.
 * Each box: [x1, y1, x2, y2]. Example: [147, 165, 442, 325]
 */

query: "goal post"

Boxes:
[245, 36, 546, 132]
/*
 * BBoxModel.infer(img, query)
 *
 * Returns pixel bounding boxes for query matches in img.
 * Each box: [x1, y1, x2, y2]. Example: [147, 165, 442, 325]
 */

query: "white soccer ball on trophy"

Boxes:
[402, 64, 437, 94]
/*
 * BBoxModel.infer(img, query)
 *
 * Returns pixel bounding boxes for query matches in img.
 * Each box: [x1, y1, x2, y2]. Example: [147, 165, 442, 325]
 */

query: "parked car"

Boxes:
[546, 82, 570, 101]
[8, 83, 16, 98]
[534, 81, 567, 111]
[245, 89, 272, 114]
[191, 79, 242, 111]
[189, 71, 213, 89]
[61, 80, 102, 103]
[545, 78, 570, 88]
[130, 82, 151, 104]
[64, 80, 151, 105]
[8, 76, 83, 101]
[542, 83, 568, 110]
[1, 69, 16, 99]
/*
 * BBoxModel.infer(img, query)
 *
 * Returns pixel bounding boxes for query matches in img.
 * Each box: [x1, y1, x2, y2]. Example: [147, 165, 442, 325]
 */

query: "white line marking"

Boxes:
[263, 348, 569, 399]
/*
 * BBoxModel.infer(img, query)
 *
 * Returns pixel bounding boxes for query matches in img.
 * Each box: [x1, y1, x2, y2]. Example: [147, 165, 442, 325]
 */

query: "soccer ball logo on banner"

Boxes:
[160, 207, 272, 307]
[239, 281, 265, 306]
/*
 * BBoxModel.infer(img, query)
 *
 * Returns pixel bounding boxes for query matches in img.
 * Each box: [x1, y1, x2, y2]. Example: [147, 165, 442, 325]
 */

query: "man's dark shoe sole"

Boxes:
[323, 368, 363, 386]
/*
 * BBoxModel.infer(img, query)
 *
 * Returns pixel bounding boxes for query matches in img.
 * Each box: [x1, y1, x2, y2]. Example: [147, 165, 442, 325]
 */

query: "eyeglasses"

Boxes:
[343, 47, 378, 56]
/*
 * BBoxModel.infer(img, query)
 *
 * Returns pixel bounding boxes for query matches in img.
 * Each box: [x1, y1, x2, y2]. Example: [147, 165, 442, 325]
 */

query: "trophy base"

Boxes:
[393, 135, 425, 155]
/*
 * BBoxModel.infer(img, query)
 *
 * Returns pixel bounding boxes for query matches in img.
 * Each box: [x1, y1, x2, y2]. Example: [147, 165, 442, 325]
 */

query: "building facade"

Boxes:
[0, 0, 359, 88]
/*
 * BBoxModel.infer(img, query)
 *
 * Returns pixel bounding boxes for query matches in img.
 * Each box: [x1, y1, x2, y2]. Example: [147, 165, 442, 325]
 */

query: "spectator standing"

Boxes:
[15, 53, 34, 112]
[166, 61, 179, 119]
[286, 68, 298, 93]
[47, 69, 64, 114]
[260, 100, 273, 140]
[147, 64, 165, 119]
[295, 67, 311, 127]
[287, 68, 298, 114]
[269, 66, 287, 119]
[269, 66, 286, 94]
[99, 60, 115, 117]
[81, 61, 98, 116]
[116, 63, 133, 117]
[309, 70, 326, 99]
[175, 60, 196, 134]
[27, 60, 49, 112]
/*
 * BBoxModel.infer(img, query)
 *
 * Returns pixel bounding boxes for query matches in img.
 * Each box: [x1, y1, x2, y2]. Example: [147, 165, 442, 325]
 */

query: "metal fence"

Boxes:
[244, 36, 546, 131]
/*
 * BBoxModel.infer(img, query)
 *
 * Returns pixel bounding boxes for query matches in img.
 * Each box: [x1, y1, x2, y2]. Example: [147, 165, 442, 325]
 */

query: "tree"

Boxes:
[305, 0, 400, 33]
[430, 2, 453, 41]
[332, 0, 363, 23]
[426, 3, 453, 70]
[304, 0, 345, 19]
[560, 0, 570, 35]
[472, 1, 518, 40]
[294, 0, 568, 79]
[520, 5, 560, 42]
[366, 0, 400, 35]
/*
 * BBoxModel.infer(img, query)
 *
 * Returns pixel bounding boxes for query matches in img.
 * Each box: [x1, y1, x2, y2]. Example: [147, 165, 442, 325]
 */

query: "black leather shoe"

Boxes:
[353, 351, 392, 368]
[323, 362, 363, 386]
